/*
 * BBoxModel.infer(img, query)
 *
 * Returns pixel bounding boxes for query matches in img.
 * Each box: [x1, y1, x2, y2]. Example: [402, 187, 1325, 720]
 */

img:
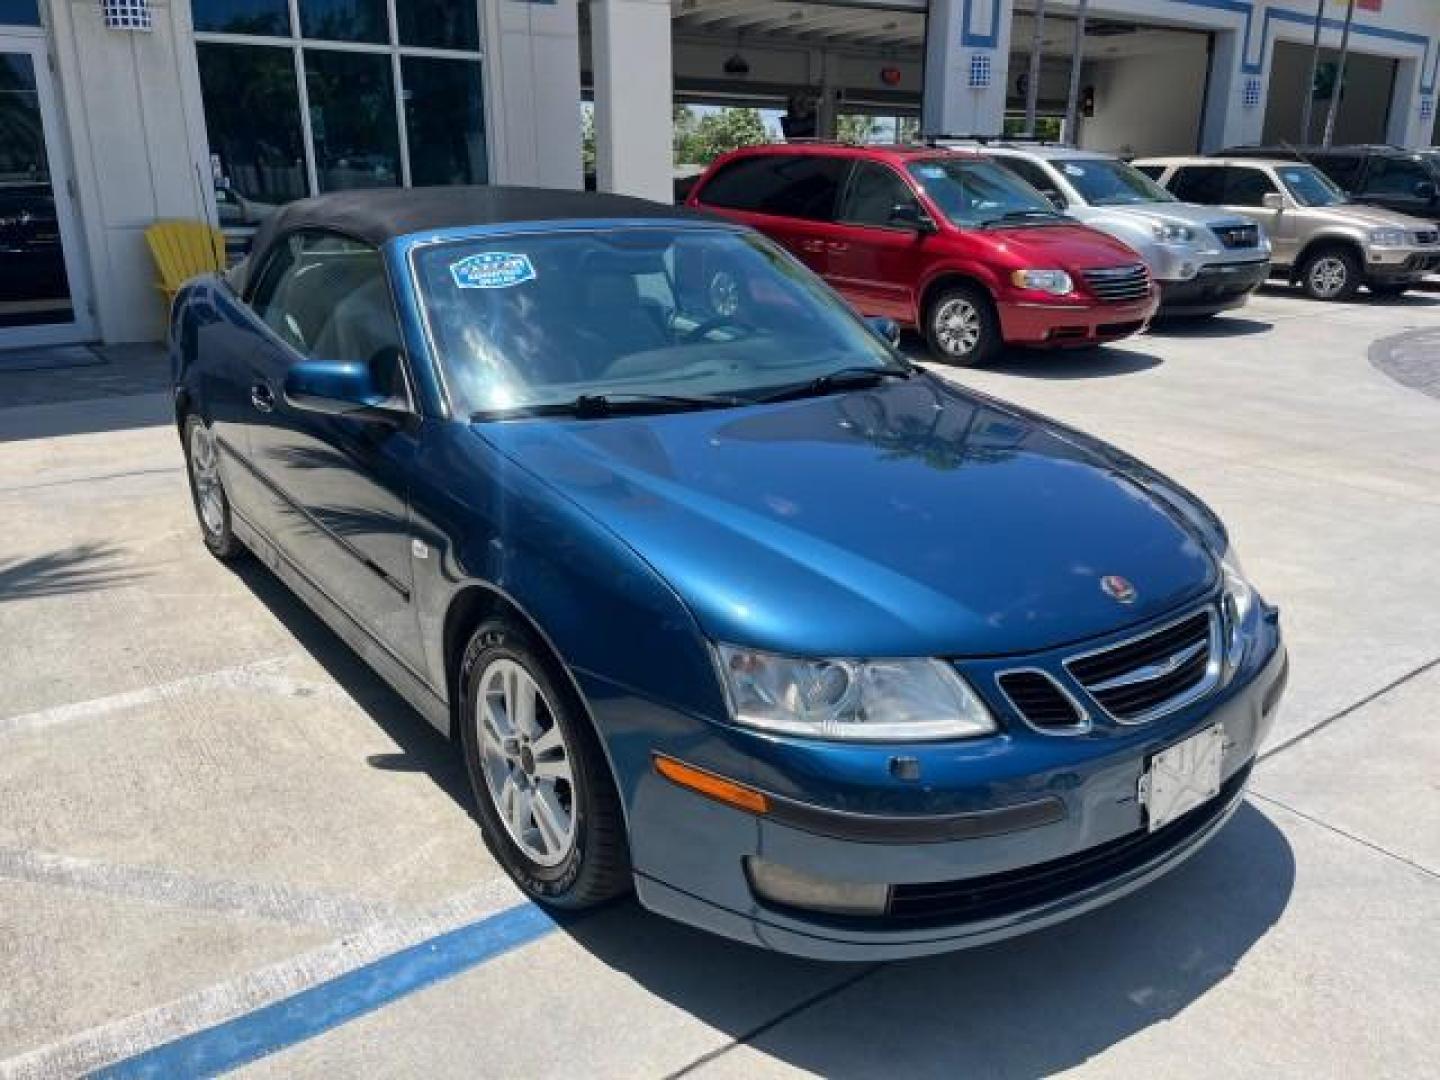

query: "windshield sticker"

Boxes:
[1061, 164, 1086, 177]
[450, 252, 536, 289]
[915, 165, 947, 179]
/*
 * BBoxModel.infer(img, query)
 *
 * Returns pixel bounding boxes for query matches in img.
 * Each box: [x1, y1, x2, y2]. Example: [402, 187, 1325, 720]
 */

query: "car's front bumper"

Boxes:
[1364, 246, 1440, 281]
[996, 291, 1159, 348]
[1157, 258, 1271, 315]
[606, 618, 1287, 961]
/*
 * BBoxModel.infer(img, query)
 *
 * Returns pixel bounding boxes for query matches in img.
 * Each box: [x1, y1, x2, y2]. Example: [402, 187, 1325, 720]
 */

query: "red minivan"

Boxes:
[688, 143, 1159, 364]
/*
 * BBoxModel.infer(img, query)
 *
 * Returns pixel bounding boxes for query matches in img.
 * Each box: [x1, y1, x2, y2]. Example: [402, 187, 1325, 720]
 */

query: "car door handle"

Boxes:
[827, 242, 849, 253]
[250, 383, 275, 413]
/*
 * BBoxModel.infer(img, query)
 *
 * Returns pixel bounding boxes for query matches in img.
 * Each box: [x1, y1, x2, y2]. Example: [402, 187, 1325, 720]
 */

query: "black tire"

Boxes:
[182, 414, 245, 561]
[458, 618, 630, 909]
[1368, 282, 1410, 299]
[1298, 246, 1361, 301]
[923, 284, 1002, 366]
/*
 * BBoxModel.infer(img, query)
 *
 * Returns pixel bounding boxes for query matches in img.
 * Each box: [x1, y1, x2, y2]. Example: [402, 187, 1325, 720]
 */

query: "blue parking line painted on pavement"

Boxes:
[93, 903, 557, 1079]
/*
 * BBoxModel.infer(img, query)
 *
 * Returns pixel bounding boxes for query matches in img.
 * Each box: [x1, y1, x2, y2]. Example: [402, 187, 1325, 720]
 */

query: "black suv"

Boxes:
[1222, 145, 1440, 224]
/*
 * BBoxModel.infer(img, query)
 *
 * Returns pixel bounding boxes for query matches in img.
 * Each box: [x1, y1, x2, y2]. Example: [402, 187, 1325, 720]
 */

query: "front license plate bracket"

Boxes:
[1139, 724, 1225, 833]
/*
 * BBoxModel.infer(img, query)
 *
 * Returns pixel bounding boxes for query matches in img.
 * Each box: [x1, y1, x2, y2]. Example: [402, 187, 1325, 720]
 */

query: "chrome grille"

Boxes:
[1065, 608, 1219, 723]
[1213, 223, 1259, 250]
[997, 670, 1085, 731]
[1413, 230, 1439, 246]
[1081, 264, 1150, 303]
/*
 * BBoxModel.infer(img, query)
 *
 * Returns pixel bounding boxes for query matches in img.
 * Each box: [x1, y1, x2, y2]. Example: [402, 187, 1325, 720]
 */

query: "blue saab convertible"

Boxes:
[171, 187, 1287, 959]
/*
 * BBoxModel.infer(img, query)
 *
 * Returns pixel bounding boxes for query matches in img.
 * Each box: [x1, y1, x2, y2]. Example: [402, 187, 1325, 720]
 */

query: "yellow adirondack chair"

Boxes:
[145, 220, 227, 308]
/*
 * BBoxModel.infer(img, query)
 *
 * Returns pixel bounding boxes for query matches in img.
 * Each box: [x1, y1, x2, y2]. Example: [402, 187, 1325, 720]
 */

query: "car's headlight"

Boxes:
[714, 646, 995, 741]
[1369, 228, 1408, 247]
[1010, 268, 1074, 295]
[1220, 552, 1255, 674]
[1153, 222, 1196, 243]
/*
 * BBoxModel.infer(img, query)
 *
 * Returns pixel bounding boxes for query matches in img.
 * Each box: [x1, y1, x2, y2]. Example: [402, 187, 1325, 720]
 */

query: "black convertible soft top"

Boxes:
[238, 185, 715, 295]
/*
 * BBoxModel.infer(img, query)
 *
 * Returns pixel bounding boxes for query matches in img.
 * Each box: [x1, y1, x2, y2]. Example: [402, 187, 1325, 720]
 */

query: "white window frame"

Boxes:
[194, 0, 488, 197]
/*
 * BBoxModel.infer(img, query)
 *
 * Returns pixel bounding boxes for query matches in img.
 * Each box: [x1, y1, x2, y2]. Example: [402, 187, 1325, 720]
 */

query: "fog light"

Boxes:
[745, 857, 889, 916]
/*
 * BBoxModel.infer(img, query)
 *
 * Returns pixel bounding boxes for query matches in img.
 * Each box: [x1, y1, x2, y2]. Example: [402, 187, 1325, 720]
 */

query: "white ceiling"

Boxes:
[669, 2, 1207, 59]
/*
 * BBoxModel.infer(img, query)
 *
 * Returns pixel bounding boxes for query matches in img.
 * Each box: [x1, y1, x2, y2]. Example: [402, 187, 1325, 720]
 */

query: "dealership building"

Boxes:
[3, 0, 1439, 350]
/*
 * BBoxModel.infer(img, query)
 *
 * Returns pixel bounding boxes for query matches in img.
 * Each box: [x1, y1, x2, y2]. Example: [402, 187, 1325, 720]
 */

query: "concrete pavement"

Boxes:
[1, 287, 1437, 1078]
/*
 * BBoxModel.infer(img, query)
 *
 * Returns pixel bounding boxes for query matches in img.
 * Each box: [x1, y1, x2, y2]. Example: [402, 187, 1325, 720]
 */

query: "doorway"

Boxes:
[0, 33, 93, 348]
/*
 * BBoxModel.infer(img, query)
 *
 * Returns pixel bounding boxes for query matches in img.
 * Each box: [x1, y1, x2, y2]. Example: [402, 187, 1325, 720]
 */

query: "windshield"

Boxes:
[905, 158, 1060, 227]
[412, 227, 900, 417]
[1055, 158, 1175, 205]
[1276, 164, 1346, 207]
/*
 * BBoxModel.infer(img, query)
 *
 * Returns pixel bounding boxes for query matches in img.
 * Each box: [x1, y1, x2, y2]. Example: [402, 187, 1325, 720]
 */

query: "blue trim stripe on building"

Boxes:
[92, 903, 558, 1079]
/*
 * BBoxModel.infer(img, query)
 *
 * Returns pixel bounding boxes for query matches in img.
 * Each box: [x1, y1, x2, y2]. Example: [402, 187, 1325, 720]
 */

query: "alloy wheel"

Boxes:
[188, 422, 226, 538]
[1307, 256, 1349, 299]
[934, 297, 982, 357]
[477, 658, 577, 867]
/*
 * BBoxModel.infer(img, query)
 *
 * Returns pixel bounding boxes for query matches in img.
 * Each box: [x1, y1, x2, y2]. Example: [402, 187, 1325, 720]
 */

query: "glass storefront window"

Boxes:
[398, 0, 480, 51]
[192, 0, 488, 249]
[0, 0, 39, 25]
[196, 43, 307, 211]
[191, 0, 290, 36]
[403, 57, 486, 186]
[298, 0, 386, 45]
[305, 50, 400, 192]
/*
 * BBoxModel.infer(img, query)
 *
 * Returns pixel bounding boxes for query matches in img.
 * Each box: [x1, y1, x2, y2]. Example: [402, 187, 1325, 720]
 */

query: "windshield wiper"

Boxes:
[755, 364, 911, 405]
[471, 391, 744, 422]
[981, 209, 1064, 227]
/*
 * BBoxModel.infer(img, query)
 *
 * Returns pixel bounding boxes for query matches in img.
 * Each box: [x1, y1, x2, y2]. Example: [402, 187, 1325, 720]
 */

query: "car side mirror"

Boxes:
[283, 357, 407, 425]
[866, 316, 902, 348]
[1261, 192, 1286, 211]
[1415, 180, 1437, 202]
[890, 203, 937, 233]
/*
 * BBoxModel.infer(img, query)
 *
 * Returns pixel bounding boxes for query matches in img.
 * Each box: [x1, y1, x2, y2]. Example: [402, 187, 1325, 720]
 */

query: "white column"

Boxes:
[922, 0, 1014, 139]
[591, 0, 673, 203]
[1386, 58, 1428, 148]
[485, 0, 583, 190]
[1200, 29, 1265, 152]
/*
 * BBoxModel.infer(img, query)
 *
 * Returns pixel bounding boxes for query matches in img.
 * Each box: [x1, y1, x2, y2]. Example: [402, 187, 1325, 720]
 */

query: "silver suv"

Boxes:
[1135, 157, 1440, 301]
[954, 143, 1272, 316]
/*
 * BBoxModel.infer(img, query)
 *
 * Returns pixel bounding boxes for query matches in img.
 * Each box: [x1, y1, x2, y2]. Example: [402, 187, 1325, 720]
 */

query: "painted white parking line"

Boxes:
[0, 847, 399, 933]
[0, 878, 527, 1080]
[0, 658, 352, 738]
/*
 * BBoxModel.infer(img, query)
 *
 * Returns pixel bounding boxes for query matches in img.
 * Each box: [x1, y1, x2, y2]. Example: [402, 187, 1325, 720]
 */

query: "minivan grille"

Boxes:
[1065, 609, 1217, 723]
[997, 670, 1084, 730]
[1213, 223, 1259, 249]
[1081, 264, 1150, 303]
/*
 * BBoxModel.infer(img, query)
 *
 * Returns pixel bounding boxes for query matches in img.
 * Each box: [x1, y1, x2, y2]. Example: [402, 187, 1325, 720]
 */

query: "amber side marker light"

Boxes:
[653, 754, 770, 815]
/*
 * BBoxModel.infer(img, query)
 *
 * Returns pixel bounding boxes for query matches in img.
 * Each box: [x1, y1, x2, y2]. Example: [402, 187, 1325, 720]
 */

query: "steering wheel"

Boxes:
[682, 315, 752, 343]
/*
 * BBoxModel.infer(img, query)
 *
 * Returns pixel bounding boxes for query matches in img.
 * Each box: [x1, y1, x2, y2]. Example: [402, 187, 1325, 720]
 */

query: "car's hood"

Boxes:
[476, 377, 1217, 658]
[1086, 201, 1256, 233]
[982, 222, 1143, 271]
[1318, 202, 1436, 231]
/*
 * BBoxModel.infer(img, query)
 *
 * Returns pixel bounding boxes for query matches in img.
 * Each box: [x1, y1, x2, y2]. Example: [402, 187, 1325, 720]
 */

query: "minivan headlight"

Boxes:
[1220, 553, 1255, 673]
[1010, 268, 1074, 295]
[1369, 228, 1408, 248]
[714, 646, 995, 741]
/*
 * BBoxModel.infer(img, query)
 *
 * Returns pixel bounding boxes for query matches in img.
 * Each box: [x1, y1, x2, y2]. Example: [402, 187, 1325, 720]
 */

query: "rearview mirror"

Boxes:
[283, 358, 407, 424]
[866, 316, 902, 348]
[1261, 192, 1286, 211]
[1044, 191, 1068, 211]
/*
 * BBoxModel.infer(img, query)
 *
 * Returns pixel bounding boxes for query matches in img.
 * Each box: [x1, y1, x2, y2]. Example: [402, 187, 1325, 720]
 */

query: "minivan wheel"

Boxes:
[1299, 248, 1360, 301]
[459, 619, 630, 909]
[183, 415, 245, 560]
[925, 285, 1001, 366]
